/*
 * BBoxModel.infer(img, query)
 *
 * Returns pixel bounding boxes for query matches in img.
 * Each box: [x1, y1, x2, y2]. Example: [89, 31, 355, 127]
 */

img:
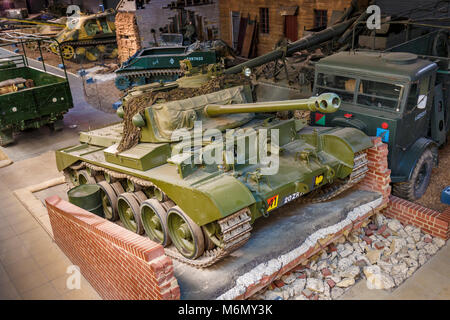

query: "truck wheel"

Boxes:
[393, 149, 434, 201]
[0, 129, 14, 146]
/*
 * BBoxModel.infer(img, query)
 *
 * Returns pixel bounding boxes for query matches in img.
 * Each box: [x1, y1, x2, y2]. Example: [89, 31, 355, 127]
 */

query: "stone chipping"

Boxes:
[253, 215, 447, 300]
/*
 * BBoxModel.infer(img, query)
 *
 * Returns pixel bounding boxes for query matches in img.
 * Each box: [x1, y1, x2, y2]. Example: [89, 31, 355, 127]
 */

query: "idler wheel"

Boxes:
[98, 181, 120, 221]
[117, 192, 144, 234]
[167, 206, 205, 259]
[202, 222, 223, 250]
[77, 170, 96, 185]
[141, 199, 172, 247]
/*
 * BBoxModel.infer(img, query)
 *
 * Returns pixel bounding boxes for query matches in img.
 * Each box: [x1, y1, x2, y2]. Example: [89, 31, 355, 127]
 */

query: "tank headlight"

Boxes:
[132, 113, 146, 128]
[244, 67, 252, 77]
[116, 106, 124, 119]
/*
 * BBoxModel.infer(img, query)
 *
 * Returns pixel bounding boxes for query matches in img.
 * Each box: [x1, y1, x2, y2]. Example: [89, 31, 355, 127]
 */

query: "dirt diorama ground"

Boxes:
[416, 142, 450, 212]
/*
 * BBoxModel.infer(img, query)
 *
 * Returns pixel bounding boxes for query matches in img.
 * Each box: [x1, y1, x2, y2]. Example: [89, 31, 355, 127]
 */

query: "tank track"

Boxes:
[61, 38, 117, 48]
[65, 151, 367, 268]
[117, 69, 183, 78]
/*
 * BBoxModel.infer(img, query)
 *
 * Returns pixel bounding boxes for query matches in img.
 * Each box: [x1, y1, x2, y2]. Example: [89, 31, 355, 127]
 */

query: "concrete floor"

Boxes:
[0, 52, 448, 300]
[0, 153, 100, 300]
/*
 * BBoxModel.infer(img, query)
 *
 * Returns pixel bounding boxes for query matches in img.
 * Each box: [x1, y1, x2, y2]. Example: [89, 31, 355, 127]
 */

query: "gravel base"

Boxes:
[254, 214, 446, 300]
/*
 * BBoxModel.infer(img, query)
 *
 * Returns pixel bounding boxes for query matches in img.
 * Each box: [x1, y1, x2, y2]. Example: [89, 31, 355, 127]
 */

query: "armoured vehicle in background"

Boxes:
[55, 82, 373, 266]
[49, 9, 117, 62]
[0, 40, 73, 146]
[114, 40, 234, 90]
[310, 30, 449, 201]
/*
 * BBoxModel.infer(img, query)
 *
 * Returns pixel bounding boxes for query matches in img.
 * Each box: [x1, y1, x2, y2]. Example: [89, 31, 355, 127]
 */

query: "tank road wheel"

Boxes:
[393, 149, 434, 201]
[132, 76, 146, 87]
[115, 76, 131, 91]
[63, 168, 79, 187]
[117, 192, 144, 234]
[97, 181, 120, 221]
[61, 45, 75, 60]
[108, 48, 118, 59]
[141, 199, 172, 246]
[77, 170, 97, 185]
[167, 206, 205, 259]
[110, 181, 125, 197]
[85, 47, 100, 62]
[75, 47, 87, 62]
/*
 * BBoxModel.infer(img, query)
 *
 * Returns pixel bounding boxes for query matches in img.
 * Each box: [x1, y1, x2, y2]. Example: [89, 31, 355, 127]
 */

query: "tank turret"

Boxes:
[124, 88, 340, 144]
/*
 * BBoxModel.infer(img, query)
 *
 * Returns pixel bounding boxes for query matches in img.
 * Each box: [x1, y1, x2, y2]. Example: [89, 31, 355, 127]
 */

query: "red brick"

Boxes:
[377, 224, 387, 234]
[45, 196, 179, 300]
[368, 223, 378, 230]
[273, 279, 285, 288]
[327, 243, 338, 252]
[321, 268, 332, 277]
[326, 279, 336, 288]
[381, 231, 391, 238]
[362, 236, 373, 245]
[374, 242, 384, 250]
[292, 265, 305, 272]
[365, 229, 374, 236]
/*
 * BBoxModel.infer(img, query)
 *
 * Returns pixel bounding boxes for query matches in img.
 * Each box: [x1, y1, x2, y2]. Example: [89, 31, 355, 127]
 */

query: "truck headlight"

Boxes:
[244, 67, 252, 77]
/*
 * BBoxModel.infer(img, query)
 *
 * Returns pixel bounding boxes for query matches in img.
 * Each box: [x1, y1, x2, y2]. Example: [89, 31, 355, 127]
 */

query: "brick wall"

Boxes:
[115, 12, 142, 63]
[355, 138, 450, 241]
[355, 136, 391, 206]
[219, 0, 356, 55]
[382, 196, 450, 240]
[46, 195, 180, 300]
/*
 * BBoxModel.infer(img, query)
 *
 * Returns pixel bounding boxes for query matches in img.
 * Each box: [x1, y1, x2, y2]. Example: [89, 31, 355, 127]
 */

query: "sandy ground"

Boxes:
[416, 141, 450, 212]
[83, 79, 123, 114]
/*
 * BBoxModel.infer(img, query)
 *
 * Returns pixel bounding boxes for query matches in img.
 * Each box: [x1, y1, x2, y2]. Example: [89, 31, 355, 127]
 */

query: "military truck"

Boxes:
[310, 31, 449, 201]
[0, 40, 73, 146]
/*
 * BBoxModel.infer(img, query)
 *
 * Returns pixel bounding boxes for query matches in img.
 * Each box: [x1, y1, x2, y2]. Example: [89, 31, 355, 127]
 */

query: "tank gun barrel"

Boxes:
[224, 17, 357, 75]
[204, 93, 340, 117]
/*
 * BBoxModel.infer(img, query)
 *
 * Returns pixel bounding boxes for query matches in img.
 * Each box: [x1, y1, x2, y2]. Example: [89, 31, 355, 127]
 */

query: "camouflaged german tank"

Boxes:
[49, 9, 117, 62]
[55, 86, 372, 267]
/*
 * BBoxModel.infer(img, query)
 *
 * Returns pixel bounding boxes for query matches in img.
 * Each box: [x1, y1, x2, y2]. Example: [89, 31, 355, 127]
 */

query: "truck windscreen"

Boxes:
[316, 73, 402, 111]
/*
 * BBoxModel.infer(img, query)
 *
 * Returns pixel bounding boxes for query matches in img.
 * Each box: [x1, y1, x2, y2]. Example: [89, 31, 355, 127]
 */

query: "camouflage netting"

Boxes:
[118, 74, 252, 152]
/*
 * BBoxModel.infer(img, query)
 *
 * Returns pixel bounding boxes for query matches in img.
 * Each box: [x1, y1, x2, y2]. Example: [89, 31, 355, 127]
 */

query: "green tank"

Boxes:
[55, 85, 372, 267]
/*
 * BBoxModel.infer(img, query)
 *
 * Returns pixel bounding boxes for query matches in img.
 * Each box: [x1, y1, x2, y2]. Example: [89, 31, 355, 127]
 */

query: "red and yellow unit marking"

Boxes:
[267, 195, 279, 212]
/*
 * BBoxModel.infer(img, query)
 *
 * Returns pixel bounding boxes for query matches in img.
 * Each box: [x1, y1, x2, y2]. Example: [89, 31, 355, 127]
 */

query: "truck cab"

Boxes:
[311, 50, 449, 201]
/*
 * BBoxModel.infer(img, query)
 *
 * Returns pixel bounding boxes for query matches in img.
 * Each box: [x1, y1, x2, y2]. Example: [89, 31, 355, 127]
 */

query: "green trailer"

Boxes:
[0, 39, 74, 146]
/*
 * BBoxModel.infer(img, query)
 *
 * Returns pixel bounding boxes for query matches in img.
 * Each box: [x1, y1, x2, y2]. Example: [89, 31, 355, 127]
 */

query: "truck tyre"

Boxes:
[393, 149, 434, 201]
